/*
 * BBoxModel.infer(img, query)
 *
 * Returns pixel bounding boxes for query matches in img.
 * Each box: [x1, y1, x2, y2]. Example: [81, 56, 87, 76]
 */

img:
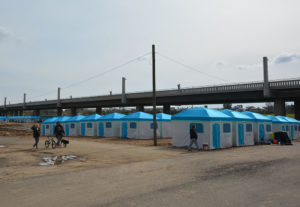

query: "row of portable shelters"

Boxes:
[0, 116, 49, 123]
[42, 112, 172, 139]
[171, 108, 280, 150]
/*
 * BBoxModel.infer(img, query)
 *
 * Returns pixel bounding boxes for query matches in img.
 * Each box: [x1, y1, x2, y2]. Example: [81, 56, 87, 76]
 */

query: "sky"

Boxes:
[0, 0, 300, 106]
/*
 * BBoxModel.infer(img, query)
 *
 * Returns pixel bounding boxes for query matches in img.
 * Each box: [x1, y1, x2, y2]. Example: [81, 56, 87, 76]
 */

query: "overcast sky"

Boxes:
[1, 0, 300, 105]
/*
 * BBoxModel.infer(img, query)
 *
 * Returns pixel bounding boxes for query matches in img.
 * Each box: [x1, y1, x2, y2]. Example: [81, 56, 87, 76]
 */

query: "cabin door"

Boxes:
[65, 124, 69, 136]
[121, 123, 127, 138]
[81, 123, 85, 136]
[238, 123, 244, 146]
[98, 122, 104, 136]
[212, 123, 220, 149]
[259, 124, 265, 142]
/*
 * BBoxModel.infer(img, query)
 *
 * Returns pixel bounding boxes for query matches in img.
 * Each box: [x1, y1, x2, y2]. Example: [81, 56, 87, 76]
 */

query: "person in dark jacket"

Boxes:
[31, 124, 41, 149]
[188, 125, 199, 151]
[54, 121, 65, 146]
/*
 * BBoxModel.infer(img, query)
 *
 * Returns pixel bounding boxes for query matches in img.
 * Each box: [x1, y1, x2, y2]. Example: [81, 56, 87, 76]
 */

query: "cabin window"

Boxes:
[266, 124, 271, 132]
[294, 125, 298, 131]
[286, 125, 289, 131]
[106, 122, 112, 128]
[150, 123, 154, 129]
[130, 122, 137, 129]
[46, 125, 49, 129]
[298, 126, 300, 131]
[87, 123, 93, 128]
[246, 124, 252, 132]
[223, 123, 231, 133]
[190, 123, 204, 133]
[71, 124, 75, 129]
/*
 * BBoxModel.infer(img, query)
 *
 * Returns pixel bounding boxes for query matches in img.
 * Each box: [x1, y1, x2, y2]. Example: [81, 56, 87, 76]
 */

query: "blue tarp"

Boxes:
[81, 114, 102, 122]
[242, 112, 271, 122]
[121, 112, 153, 121]
[98, 113, 125, 121]
[172, 107, 233, 121]
[221, 109, 254, 121]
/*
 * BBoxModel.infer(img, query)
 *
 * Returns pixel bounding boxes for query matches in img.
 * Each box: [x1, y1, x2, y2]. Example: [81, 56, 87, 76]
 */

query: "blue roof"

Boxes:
[42, 117, 59, 124]
[65, 115, 86, 123]
[121, 112, 153, 121]
[156, 113, 171, 121]
[279, 116, 299, 124]
[81, 114, 102, 122]
[98, 113, 125, 121]
[242, 112, 271, 122]
[58, 116, 72, 123]
[267, 115, 289, 124]
[172, 107, 233, 121]
[221, 109, 254, 121]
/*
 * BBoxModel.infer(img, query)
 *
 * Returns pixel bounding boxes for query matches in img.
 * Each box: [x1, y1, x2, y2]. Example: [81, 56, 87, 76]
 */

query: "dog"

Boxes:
[61, 139, 69, 147]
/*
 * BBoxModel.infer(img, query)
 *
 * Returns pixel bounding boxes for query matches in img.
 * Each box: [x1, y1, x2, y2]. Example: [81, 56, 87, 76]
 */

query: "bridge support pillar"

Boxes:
[163, 105, 171, 114]
[33, 110, 40, 116]
[71, 108, 77, 116]
[136, 105, 144, 112]
[96, 107, 102, 115]
[57, 108, 62, 116]
[274, 99, 286, 116]
[294, 99, 300, 120]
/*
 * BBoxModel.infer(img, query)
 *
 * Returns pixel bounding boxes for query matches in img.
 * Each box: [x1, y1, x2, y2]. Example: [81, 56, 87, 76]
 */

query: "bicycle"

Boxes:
[45, 136, 57, 149]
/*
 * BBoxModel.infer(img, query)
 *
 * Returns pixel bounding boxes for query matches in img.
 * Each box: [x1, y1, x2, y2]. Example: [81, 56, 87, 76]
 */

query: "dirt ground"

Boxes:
[0, 122, 181, 182]
[2, 123, 300, 207]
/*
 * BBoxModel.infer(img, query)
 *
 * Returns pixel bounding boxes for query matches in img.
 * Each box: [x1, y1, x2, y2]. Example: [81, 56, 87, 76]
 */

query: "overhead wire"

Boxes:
[61, 51, 151, 90]
[156, 52, 227, 82]
[23, 51, 151, 103]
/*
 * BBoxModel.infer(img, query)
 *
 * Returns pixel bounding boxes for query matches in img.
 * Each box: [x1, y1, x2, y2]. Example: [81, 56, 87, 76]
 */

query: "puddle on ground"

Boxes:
[0, 145, 5, 148]
[39, 155, 84, 166]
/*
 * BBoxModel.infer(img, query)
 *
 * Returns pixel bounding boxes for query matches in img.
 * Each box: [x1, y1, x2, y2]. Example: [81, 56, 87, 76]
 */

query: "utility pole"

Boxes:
[23, 93, 26, 109]
[263, 57, 270, 97]
[4, 97, 6, 109]
[121, 77, 126, 104]
[152, 44, 157, 146]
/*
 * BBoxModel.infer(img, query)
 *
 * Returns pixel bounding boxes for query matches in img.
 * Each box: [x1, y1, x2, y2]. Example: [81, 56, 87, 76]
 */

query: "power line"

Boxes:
[61, 52, 151, 90]
[157, 52, 227, 82]
[25, 51, 151, 102]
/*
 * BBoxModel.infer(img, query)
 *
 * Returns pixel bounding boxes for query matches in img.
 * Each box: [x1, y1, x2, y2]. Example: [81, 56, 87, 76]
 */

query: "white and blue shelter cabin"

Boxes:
[242, 112, 272, 144]
[64, 115, 86, 136]
[97, 113, 125, 137]
[267, 115, 289, 134]
[58, 116, 72, 136]
[80, 114, 102, 136]
[156, 113, 172, 138]
[221, 109, 255, 146]
[280, 116, 299, 140]
[171, 107, 233, 150]
[42, 117, 58, 136]
[120, 112, 157, 139]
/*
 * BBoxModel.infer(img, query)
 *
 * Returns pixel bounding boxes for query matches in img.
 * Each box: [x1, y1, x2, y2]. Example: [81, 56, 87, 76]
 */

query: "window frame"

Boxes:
[246, 123, 252, 132]
[130, 122, 137, 129]
[223, 123, 231, 133]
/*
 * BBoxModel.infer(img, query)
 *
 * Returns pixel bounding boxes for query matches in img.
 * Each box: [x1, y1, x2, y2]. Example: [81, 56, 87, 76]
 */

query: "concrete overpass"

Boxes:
[1, 79, 300, 119]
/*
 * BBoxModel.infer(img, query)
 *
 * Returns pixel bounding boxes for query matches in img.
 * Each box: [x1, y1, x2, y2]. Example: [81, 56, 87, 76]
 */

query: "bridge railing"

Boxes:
[1, 79, 300, 108]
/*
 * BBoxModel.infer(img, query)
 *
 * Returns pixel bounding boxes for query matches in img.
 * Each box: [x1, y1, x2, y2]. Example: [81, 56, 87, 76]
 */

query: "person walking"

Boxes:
[31, 124, 41, 149]
[188, 125, 199, 151]
[54, 121, 65, 147]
